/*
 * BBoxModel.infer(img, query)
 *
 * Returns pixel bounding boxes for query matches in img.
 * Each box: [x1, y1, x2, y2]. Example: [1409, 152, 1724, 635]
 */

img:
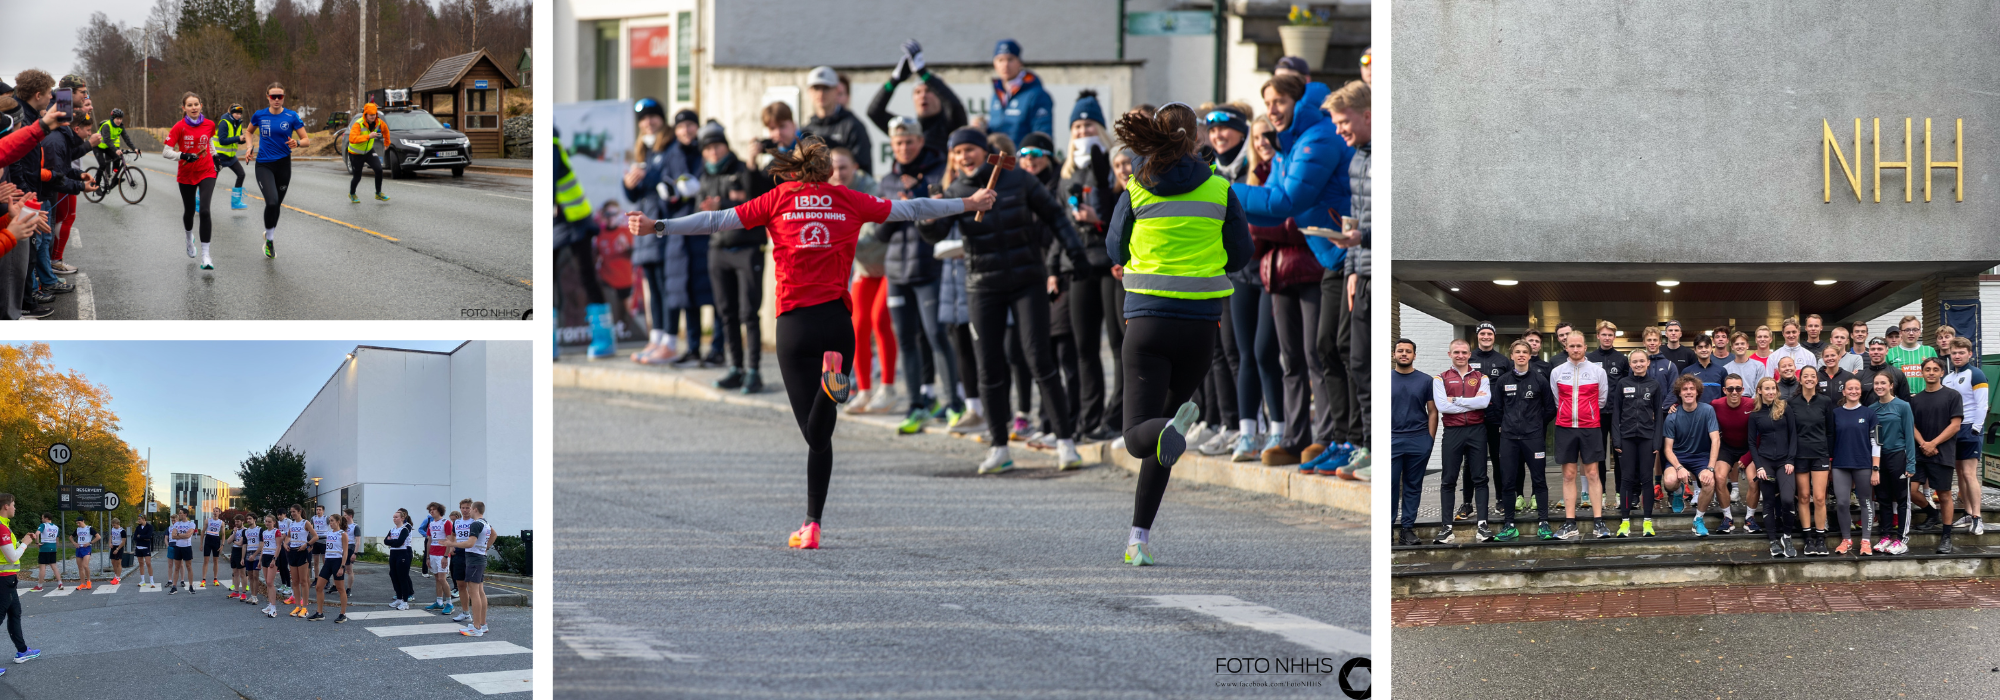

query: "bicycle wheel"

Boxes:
[83, 168, 107, 203]
[120, 167, 147, 204]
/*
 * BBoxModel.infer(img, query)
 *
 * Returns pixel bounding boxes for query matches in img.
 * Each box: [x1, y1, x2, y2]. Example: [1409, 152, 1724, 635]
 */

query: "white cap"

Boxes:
[806, 66, 840, 88]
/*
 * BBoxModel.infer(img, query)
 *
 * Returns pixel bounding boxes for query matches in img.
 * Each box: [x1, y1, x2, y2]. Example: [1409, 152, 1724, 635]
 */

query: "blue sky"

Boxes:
[35, 341, 467, 505]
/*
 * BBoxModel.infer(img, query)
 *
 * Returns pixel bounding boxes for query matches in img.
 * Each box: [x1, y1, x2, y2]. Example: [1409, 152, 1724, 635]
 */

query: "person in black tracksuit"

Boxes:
[865, 40, 969, 158]
[701, 147, 770, 392]
[1787, 366, 1836, 556]
[1609, 351, 1663, 528]
[1489, 340, 1556, 538]
[918, 127, 1090, 467]
[1748, 376, 1800, 557]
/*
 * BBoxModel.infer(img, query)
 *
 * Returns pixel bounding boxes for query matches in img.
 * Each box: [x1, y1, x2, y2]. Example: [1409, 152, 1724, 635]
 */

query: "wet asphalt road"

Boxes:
[57, 157, 530, 319]
[552, 388, 1371, 698]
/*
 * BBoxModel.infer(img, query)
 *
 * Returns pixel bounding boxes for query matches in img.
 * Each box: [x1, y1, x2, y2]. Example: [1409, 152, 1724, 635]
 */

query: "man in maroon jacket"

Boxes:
[1434, 339, 1493, 543]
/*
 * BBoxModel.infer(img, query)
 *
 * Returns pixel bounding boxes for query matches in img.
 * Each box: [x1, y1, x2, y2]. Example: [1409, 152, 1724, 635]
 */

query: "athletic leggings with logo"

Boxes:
[776, 299, 855, 524]
[179, 177, 216, 242]
[254, 158, 292, 229]
[1830, 467, 1877, 542]
[1121, 316, 1217, 530]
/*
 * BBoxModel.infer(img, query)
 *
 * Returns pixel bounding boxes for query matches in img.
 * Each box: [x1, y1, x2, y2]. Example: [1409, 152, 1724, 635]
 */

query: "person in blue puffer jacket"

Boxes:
[985, 39, 1055, 149]
[1231, 75, 1353, 274]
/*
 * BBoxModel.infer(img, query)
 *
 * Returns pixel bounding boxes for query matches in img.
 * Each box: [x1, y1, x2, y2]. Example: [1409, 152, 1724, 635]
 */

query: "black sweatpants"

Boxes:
[1755, 456, 1799, 540]
[1876, 451, 1910, 537]
[968, 283, 1074, 446]
[1497, 435, 1550, 525]
[347, 151, 383, 196]
[179, 177, 217, 242]
[1003, 322, 1035, 417]
[1122, 316, 1218, 530]
[709, 245, 764, 370]
[254, 158, 292, 229]
[1069, 268, 1125, 434]
[216, 155, 245, 189]
[389, 549, 413, 601]
[1439, 425, 1489, 523]
[1347, 273, 1370, 446]
[0, 575, 23, 653]
[949, 323, 980, 400]
[1617, 436, 1658, 517]
[776, 299, 855, 523]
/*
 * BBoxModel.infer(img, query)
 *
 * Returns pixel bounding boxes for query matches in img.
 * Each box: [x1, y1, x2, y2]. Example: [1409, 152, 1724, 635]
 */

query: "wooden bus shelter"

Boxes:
[409, 49, 519, 158]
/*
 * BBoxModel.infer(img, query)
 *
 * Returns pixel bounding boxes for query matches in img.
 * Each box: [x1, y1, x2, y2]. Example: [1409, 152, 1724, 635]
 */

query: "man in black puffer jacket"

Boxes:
[803, 67, 873, 173]
[919, 127, 1090, 472]
[873, 115, 957, 416]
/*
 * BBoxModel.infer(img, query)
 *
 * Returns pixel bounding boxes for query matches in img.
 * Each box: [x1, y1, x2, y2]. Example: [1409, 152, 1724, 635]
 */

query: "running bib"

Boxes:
[206, 519, 222, 536]
[465, 519, 492, 556]
[262, 528, 277, 553]
[75, 526, 91, 546]
[288, 522, 308, 548]
[323, 529, 344, 557]
[40, 524, 58, 542]
[312, 515, 328, 532]
[426, 519, 449, 555]
[109, 528, 123, 546]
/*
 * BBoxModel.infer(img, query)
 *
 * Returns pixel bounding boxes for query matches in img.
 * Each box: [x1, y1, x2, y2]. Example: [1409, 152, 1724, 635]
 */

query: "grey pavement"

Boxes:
[1392, 608, 2000, 699]
[53, 156, 530, 319]
[553, 388, 1370, 698]
[0, 558, 532, 698]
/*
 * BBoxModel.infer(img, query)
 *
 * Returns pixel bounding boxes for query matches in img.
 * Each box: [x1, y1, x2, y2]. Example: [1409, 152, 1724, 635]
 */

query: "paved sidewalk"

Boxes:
[1392, 578, 2000, 627]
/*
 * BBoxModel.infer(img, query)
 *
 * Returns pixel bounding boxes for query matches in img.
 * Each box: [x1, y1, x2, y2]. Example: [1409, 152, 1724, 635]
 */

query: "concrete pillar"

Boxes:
[1921, 274, 1980, 344]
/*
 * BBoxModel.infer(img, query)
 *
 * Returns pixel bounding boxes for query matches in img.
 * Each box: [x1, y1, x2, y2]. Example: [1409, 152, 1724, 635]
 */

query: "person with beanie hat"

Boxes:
[921, 124, 1092, 473]
[653, 119, 722, 368]
[986, 39, 1054, 148]
[803, 67, 873, 173]
[869, 40, 969, 158]
[1056, 89, 1123, 440]
[1016, 132, 1059, 192]
[626, 107, 711, 364]
[698, 119, 772, 392]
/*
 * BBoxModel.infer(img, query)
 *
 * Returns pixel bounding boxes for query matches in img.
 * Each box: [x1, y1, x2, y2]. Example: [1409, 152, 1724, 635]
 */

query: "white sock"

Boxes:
[967, 397, 983, 415]
[200, 242, 210, 257]
[264, 228, 274, 241]
[1058, 439, 1076, 453]
[1269, 422, 1285, 439]
[1129, 526, 1149, 545]
[1239, 419, 1258, 435]
[650, 329, 667, 345]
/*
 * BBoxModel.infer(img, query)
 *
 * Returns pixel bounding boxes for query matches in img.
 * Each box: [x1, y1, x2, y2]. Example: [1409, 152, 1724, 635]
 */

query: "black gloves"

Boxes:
[890, 56, 913, 84]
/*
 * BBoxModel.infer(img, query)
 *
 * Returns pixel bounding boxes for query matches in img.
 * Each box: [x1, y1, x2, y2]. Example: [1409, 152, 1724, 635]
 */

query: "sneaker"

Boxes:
[1474, 521, 1494, 542]
[1336, 448, 1371, 479]
[1937, 531, 1956, 555]
[264, 239, 274, 258]
[375, 192, 391, 202]
[1616, 519, 1632, 538]
[1260, 444, 1299, 466]
[1009, 415, 1032, 441]
[23, 303, 53, 319]
[1057, 440, 1084, 471]
[1298, 447, 1331, 474]
[335, 614, 349, 624]
[947, 410, 984, 434]
[1975, 517, 1986, 536]
[787, 522, 821, 550]
[818, 352, 851, 404]
[1229, 433, 1262, 462]
[742, 370, 764, 394]
[186, 231, 197, 258]
[1781, 534, 1797, 558]
[1722, 514, 1737, 534]
[1525, 494, 1538, 512]
[441, 603, 454, 615]
[713, 367, 745, 390]
[453, 612, 473, 622]
[307, 612, 325, 621]
[1654, 484, 1666, 504]
[1433, 524, 1455, 544]
[897, 409, 927, 435]
[865, 385, 899, 413]
[1556, 522, 1580, 540]
[1873, 537, 1894, 555]
[349, 193, 360, 204]
[1834, 538, 1853, 555]
[1578, 493, 1592, 509]
[1198, 429, 1238, 456]
[1123, 542, 1154, 566]
[264, 606, 277, 618]
[1692, 516, 1709, 538]
[424, 600, 444, 611]
[1593, 521, 1613, 539]
[51, 261, 76, 274]
[1769, 539, 1784, 558]
[1642, 518, 1657, 537]
[1859, 538, 1874, 556]
[1669, 489, 1685, 513]
[1537, 521, 1556, 540]
[13, 650, 36, 663]
[1396, 528, 1419, 546]
[1493, 524, 1520, 542]
[978, 447, 1014, 475]
[1158, 401, 1199, 468]
[1454, 503, 1474, 522]
[1892, 538, 1910, 555]
[1514, 495, 1527, 513]
[42, 282, 74, 294]
[461, 626, 487, 637]
[1952, 514, 1975, 529]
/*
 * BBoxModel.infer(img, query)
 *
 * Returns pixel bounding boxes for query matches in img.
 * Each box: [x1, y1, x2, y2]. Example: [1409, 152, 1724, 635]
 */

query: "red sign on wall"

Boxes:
[630, 26, 672, 69]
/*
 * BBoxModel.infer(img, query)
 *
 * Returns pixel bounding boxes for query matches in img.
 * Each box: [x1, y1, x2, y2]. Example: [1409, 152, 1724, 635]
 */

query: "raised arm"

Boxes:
[885, 197, 966, 222]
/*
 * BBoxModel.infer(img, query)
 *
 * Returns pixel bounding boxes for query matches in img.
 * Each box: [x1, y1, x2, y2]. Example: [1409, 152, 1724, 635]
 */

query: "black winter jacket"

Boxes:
[697, 153, 767, 249]
[866, 72, 968, 158]
[1490, 365, 1556, 440]
[1058, 148, 1116, 271]
[870, 146, 949, 285]
[918, 162, 1087, 293]
[803, 106, 873, 173]
[1610, 373, 1663, 441]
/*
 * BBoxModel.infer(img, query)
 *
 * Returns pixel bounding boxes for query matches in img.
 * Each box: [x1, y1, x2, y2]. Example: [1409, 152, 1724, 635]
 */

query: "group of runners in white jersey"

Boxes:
[17, 499, 499, 635]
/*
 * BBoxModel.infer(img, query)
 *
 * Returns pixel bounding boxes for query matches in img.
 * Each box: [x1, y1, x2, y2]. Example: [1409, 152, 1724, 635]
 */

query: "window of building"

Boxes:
[594, 21, 620, 101]
[676, 11, 693, 103]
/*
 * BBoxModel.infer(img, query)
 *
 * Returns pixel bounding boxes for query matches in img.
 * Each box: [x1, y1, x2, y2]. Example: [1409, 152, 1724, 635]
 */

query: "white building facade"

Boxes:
[276, 341, 533, 543]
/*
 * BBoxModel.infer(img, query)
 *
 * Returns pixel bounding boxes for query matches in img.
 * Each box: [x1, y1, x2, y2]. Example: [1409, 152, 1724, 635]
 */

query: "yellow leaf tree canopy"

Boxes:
[0, 344, 145, 532]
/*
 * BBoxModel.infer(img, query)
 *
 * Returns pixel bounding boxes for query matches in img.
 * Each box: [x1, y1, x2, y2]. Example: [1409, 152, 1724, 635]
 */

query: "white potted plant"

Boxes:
[1278, 5, 1334, 71]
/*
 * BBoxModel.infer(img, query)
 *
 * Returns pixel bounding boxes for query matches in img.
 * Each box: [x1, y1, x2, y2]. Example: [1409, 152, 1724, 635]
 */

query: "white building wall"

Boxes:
[1399, 303, 1456, 474]
[478, 342, 534, 537]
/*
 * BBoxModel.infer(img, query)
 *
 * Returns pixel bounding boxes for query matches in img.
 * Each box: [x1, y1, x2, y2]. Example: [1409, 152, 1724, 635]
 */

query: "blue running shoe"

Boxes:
[1298, 448, 1331, 474]
[1692, 516, 1710, 538]
[1669, 488, 1686, 513]
[440, 603, 454, 615]
[14, 649, 38, 663]
[1317, 443, 1355, 476]
[424, 601, 443, 611]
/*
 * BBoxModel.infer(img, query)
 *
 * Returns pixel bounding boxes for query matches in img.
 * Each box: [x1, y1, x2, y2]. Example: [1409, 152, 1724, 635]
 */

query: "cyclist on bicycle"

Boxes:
[94, 109, 133, 184]
[214, 104, 250, 209]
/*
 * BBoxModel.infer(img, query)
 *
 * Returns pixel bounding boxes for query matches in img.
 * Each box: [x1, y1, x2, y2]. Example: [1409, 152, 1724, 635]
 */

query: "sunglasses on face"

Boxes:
[268, 94, 285, 100]
[1726, 387, 1743, 393]
[1017, 147, 1050, 159]
[1202, 111, 1237, 124]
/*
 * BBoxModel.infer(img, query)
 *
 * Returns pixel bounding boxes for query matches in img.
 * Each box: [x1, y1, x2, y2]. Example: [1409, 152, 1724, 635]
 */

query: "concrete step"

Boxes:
[1396, 527, 2000, 563]
[1393, 545, 2000, 597]
[1394, 506, 2000, 541]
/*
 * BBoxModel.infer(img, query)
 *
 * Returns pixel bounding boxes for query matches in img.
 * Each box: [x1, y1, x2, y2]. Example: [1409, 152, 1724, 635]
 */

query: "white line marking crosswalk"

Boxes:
[92, 583, 119, 594]
[369, 623, 472, 637]
[400, 641, 531, 660]
[449, 669, 533, 695]
[1139, 595, 1370, 656]
[42, 587, 72, 597]
[345, 610, 435, 621]
[137, 584, 161, 593]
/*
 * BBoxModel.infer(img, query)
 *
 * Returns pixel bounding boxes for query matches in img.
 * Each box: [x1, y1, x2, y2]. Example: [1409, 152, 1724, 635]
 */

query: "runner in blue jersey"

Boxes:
[250, 82, 306, 259]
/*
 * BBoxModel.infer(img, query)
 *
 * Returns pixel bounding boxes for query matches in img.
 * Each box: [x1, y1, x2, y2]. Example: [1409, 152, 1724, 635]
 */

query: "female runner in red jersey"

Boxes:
[629, 136, 994, 549]
[166, 91, 219, 269]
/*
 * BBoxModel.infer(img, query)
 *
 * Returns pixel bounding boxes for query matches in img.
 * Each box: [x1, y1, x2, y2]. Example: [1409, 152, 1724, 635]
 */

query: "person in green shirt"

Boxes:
[1885, 315, 1937, 395]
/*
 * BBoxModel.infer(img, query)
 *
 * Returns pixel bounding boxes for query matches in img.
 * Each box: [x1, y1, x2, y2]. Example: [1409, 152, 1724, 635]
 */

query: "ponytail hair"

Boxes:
[765, 135, 833, 183]
[1113, 102, 1199, 189]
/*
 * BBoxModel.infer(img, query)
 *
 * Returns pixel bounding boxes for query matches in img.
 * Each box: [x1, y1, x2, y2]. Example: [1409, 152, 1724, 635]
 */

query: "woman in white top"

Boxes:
[311, 514, 349, 623]
[258, 514, 281, 617]
[168, 511, 197, 594]
[285, 506, 314, 618]
[106, 518, 125, 585]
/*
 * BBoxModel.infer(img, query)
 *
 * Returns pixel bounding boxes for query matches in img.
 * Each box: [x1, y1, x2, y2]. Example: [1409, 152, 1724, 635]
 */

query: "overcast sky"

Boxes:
[0, 0, 159, 81]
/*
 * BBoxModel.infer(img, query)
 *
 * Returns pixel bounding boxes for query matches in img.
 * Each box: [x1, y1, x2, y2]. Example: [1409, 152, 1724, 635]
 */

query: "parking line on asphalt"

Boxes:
[555, 601, 703, 662]
[345, 610, 435, 620]
[92, 583, 119, 594]
[449, 669, 533, 695]
[369, 623, 473, 637]
[400, 641, 531, 659]
[1139, 595, 1370, 656]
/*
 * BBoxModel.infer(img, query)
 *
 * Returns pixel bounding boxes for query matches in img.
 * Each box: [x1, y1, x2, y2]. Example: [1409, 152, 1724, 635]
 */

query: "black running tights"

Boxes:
[347, 152, 383, 196]
[1122, 316, 1217, 530]
[777, 299, 855, 524]
[179, 177, 216, 242]
[1618, 437, 1657, 517]
[388, 549, 413, 600]
[255, 158, 292, 229]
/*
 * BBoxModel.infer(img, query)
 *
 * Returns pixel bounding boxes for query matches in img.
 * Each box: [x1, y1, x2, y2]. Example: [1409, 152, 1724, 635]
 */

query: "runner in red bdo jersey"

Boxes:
[629, 136, 995, 549]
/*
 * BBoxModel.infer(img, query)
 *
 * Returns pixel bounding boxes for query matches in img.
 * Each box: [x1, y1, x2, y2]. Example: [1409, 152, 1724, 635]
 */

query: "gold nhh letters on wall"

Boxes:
[1823, 118, 1963, 203]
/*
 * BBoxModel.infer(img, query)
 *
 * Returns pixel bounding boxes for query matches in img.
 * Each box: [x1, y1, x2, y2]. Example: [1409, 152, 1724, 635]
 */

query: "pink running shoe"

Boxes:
[787, 522, 821, 550]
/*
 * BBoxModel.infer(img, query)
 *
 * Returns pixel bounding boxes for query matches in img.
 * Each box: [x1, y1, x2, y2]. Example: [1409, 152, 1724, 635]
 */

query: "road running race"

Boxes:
[0, 341, 535, 697]
[0, 2, 531, 320]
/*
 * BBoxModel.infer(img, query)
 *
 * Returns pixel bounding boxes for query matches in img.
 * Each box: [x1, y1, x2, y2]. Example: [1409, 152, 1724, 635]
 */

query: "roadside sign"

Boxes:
[474, 79, 489, 89]
[59, 485, 115, 511]
[48, 442, 70, 464]
[1126, 11, 1215, 36]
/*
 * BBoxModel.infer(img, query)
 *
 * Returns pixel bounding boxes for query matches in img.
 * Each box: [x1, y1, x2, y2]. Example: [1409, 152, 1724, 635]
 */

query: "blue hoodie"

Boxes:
[1230, 80, 1353, 271]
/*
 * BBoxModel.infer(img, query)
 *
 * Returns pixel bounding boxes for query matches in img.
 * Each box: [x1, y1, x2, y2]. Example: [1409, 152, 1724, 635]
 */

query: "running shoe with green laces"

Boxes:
[897, 409, 926, 435]
[1124, 542, 1154, 566]
[1493, 524, 1520, 542]
[1642, 518, 1656, 537]
[375, 193, 390, 201]
[1616, 519, 1632, 538]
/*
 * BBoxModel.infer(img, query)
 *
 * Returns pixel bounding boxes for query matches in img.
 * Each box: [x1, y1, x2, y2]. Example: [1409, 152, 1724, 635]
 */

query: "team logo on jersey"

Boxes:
[799, 221, 831, 247]
[795, 194, 834, 210]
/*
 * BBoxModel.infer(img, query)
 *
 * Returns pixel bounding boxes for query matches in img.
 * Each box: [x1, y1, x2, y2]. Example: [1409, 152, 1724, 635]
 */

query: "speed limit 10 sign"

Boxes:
[48, 443, 70, 465]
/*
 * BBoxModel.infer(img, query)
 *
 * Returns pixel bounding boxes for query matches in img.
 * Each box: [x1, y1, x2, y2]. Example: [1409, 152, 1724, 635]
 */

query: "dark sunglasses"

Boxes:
[268, 94, 286, 100]
[1725, 387, 1744, 393]
[1202, 111, 1238, 124]
[1017, 147, 1050, 159]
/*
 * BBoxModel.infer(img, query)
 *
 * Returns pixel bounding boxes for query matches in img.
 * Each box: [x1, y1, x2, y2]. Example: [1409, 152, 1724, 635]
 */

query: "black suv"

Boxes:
[375, 108, 471, 178]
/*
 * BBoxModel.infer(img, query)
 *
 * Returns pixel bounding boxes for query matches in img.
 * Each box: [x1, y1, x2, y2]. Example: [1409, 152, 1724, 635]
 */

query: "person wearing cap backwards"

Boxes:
[1273, 56, 1311, 80]
[920, 126, 1092, 474]
[869, 41, 969, 157]
[986, 39, 1054, 149]
[345, 102, 392, 204]
[211, 104, 250, 209]
[803, 67, 872, 174]
[626, 104, 707, 365]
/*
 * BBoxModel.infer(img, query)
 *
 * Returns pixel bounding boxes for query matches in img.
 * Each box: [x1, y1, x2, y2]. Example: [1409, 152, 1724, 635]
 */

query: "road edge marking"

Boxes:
[1138, 595, 1371, 656]
[74, 271, 95, 320]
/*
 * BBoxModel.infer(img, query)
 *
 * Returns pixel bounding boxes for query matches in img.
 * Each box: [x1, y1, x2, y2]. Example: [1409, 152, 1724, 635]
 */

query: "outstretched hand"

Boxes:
[626, 211, 657, 236]
[962, 188, 996, 212]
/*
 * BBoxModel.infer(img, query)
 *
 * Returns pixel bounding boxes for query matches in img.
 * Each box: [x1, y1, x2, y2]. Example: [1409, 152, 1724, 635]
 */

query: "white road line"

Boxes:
[43, 587, 73, 597]
[73, 270, 95, 320]
[400, 641, 531, 660]
[369, 623, 472, 637]
[1139, 595, 1370, 656]
[555, 601, 702, 662]
[344, 610, 434, 620]
[449, 669, 533, 695]
[137, 584, 161, 593]
[92, 583, 119, 594]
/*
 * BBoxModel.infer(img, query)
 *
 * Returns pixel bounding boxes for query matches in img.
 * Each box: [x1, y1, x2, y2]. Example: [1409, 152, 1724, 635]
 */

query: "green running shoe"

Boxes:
[1158, 401, 1200, 468]
[1124, 542, 1154, 566]
[1515, 495, 1526, 512]
[264, 239, 274, 258]
[1494, 524, 1520, 542]
[1642, 518, 1656, 537]
[897, 409, 926, 435]
[375, 192, 390, 201]
[1616, 519, 1632, 538]
[349, 194, 360, 204]
[1536, 521, 1556, 540]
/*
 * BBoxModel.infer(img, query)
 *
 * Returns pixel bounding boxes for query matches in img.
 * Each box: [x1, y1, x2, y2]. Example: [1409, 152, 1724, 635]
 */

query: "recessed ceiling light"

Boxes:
[1615, 331, 1625, 337]
[1813, 279, 1836, 285]
[1494, 280, 1518, 286]
[1663, 289, 1671, 293]
[1656, 280, 1680, 287]
[1449, 287, 1460, 292]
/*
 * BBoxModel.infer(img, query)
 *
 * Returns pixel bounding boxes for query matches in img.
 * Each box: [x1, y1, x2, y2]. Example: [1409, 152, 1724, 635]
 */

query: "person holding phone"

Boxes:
[250, 82, 306, 259]
[167, 91, 219, 269]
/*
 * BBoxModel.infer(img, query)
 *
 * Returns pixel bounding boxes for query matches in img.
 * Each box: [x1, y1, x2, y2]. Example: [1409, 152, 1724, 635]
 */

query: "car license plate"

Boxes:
[437, 150, 457, 157]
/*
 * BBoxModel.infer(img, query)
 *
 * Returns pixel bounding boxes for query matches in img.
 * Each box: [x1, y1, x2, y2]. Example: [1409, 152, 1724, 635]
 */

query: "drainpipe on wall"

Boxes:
[1213, 0, 1226, 103]
[1117, 0, 1126, 60]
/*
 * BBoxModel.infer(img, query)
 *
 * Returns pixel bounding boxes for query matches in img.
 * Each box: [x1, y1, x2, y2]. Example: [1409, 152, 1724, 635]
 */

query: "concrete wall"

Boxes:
[708, 0, 1118, 68]
[1394, 0, 2000, 266]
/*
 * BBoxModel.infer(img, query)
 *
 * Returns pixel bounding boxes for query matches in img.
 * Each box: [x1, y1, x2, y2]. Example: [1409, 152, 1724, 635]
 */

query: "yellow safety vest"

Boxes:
[347, 117, 387, 154]
[210, 117, 244, 159]
[555, 136, 592, 223]
[0, 517, 17, 577]
[1121, 171, 1232, 299]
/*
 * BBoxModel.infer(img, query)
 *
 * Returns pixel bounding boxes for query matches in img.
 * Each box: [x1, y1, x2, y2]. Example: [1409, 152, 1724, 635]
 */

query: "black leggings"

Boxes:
[216, 156, 245, 189]
[179, 177, 217, 242]
[1122, 316, 1218, 530]
[388, 549, 413, 600]
[949, 323, 980, 400]
[1497, 435, 1549, 524]
[1618, 436, 1658, 517]
[1754, 456, 1799, 540]
[1440, 425, 1488, 523]
[347, 152, 383, 196]
[777, 299, 855, 524]
[255, 158, 292, 229]
[710, 246, 764, 370]
[1068, 268, 1125, 434]
[0, 576, 23, 654]
[1876, 451, 1910, 537]
[967, 284, 1074, 445]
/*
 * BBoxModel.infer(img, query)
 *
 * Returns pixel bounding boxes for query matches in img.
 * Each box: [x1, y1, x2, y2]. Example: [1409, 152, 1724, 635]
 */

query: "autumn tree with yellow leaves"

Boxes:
[0, 344, 147, 533]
